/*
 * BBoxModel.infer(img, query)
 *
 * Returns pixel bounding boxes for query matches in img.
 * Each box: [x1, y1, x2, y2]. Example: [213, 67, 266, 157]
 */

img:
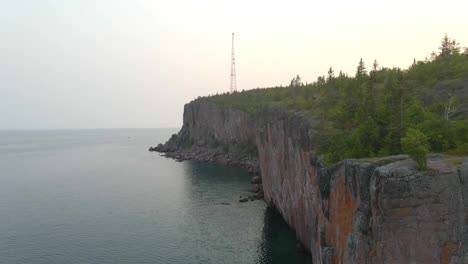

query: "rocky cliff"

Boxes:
[153, 100, 468, 263]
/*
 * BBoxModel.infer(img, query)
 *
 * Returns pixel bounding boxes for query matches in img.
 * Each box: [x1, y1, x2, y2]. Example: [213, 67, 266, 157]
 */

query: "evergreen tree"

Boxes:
[380, 69, 406, 154]
[356, 58, 368, 80]
[296, 75, 302, 86]
[372, 59, 379, 72]
[438, 34, 460, 59]
[290, 75, 303, 87]
[327, 67, 335, 82]
[317, 76, 325, 85]
[338, 70, 345, 78]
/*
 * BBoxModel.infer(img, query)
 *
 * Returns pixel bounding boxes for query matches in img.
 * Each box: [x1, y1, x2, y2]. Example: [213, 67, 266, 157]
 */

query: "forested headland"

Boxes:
[198, 35, 468, 166]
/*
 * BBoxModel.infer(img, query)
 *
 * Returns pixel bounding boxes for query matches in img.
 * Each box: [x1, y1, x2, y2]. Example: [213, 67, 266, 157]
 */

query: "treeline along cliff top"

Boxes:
[197, 35, 468, 165]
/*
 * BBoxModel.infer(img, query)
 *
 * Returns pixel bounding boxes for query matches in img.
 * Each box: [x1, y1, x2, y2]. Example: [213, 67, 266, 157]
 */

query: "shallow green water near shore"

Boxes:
[0, 128, 311, 264]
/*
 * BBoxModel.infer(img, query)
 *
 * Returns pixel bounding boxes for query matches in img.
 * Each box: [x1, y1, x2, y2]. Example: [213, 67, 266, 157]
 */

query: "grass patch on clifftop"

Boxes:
[197, 35, 468, 165]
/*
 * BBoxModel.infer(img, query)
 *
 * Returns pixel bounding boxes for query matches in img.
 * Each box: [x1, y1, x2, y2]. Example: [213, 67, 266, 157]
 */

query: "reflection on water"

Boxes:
[0, 129, 311, 264]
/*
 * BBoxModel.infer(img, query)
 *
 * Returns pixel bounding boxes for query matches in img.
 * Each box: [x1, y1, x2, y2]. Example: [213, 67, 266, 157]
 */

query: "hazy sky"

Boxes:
[1, 0, 467, 129]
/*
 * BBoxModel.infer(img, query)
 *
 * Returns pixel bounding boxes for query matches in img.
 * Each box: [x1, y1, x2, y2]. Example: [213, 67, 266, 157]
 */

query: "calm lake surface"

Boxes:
[0, 129, 311, 264]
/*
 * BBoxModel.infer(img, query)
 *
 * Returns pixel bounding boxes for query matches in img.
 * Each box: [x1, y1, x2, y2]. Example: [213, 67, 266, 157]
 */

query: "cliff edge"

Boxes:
[152, 100, 468, 263]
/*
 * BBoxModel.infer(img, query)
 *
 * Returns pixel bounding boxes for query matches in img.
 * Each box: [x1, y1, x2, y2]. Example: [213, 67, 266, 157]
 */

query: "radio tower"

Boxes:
[230, 32, 237, 93]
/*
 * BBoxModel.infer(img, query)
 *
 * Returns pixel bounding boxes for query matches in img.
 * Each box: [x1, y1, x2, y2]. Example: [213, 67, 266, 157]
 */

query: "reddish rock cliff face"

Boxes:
[166, 101, 468, 263]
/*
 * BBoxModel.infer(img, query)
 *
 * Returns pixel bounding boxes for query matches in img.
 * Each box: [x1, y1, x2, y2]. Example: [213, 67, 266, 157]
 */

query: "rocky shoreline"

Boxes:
[149, 143, 264, 202]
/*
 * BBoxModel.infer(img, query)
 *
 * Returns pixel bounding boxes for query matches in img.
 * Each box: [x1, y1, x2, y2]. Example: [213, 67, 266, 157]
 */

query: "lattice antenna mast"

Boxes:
[230, 32, 237, 93]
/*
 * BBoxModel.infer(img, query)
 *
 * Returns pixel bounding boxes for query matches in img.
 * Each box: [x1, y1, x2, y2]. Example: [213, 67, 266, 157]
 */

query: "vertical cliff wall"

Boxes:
[181, 100, 256, 146]
[161, 100, 468, 263]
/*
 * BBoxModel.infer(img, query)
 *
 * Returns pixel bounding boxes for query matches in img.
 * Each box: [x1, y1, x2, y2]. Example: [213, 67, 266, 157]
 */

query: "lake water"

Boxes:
[0, 129, 311, 264]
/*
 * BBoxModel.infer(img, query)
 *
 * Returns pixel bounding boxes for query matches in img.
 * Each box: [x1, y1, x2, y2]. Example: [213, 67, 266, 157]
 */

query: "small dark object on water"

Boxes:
[239, 197, 249, 203]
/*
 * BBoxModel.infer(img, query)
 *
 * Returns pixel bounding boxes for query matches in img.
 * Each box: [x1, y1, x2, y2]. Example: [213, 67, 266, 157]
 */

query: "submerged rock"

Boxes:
[239, 197, 249, 203]
[250, 175, 261, 184]
[254, 192, 264, 200]
[249, 184, 259, 193]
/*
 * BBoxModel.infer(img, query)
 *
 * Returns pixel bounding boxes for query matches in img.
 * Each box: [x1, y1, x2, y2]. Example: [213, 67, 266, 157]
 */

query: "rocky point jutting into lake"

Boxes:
[152, 36, 468, 263]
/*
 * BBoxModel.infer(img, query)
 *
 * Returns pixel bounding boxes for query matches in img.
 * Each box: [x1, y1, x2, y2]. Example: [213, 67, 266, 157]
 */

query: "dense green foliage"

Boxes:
[199, 35, 468, 166]
[401, 128, 430, 169]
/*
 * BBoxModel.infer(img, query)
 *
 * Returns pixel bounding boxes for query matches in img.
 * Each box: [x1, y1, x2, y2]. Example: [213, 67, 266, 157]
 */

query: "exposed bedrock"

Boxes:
[182, 100, 256, 145]
[154, 100, 468, 263]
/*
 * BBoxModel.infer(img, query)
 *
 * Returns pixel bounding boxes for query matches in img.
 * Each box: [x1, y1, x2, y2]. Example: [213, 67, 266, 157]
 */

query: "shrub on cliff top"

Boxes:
[401, 128, 430, 170]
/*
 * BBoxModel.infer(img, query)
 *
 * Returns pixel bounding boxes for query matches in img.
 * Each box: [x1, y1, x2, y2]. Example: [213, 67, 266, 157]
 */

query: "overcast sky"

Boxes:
[1, 0, 467, 129]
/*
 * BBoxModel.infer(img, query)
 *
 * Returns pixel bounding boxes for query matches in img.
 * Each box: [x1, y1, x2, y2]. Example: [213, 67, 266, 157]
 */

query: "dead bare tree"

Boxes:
[444, 94, 459, 120]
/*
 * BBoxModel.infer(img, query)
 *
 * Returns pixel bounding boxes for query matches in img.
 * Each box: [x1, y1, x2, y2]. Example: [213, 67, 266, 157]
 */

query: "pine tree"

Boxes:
[356, 58, 368, 79]
[381, 69, 406, 154]
[327, 67, 335, 81]
[290, 75, 303, 88]
[372, 59, 379, 71]
[438, 34, 460, 59]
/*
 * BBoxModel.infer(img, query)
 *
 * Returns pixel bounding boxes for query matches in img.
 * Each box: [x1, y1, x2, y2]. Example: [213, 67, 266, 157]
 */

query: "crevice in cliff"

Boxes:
[318, 167, 331, 202]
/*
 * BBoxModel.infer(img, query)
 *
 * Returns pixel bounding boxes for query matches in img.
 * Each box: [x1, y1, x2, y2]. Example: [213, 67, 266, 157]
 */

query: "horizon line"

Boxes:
[0, 127, 180, 131]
